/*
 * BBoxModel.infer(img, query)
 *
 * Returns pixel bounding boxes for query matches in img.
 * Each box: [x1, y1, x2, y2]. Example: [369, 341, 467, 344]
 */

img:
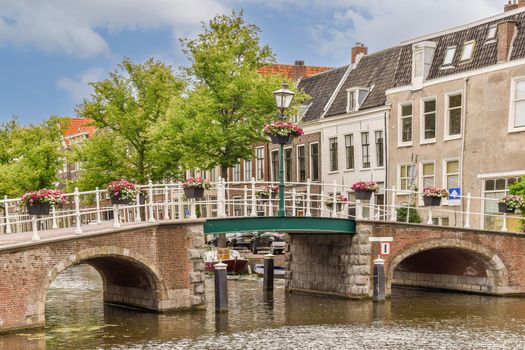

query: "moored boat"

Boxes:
[253, 263, 285, 278]
[204, 249, 248, 274]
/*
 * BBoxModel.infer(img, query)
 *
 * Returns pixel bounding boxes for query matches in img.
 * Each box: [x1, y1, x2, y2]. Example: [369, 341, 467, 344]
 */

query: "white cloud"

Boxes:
[56, 67, 106, 103]
[0, 0, 228, 58]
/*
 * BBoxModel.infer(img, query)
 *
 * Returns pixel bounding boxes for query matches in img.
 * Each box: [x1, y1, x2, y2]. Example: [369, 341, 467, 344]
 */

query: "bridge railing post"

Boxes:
[31, 215, 40, 241]
[427, 206, 433, 225]
[3, 195, 11, 234]
[95, 187, 102, 224]
[243, 185, 248, 217]
[305, 179, 312, 217]
[148, 180, 155, 223]
[177, 182, 184, 219]
[356, 199, 363, 219]
[332, 180, 337, 218]
[112, 204, 121, 228]
[292, 188, 296, 216]
[464, 193, 471, 229]
[74, 187, 82, 234]
[501, 212, 508, 232]
[135, 188, 142, 222]
[390, 186, 397, 222]
[219, 178, 227, 218]
[163, 185, 170, 220]
[51, 205, 58, 229]
[250, 178, 257, 217]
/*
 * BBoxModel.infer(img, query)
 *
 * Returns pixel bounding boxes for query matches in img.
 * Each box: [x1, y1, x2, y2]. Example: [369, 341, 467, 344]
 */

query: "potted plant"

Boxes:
[182, 177, 211, 199]
[256, 185, 279, 199]
[107, 180, 140, 205]
[22, 189, 66, 216]
[422, 187, 449, 206]
[263, 120, 304, 145]
[326, 194, 348, 211]
[498, 195, 525, 214]
[351, 181, 379, 200]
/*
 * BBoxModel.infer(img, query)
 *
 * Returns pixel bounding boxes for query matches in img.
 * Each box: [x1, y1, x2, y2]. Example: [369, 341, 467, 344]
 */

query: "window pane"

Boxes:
[414, 51, 423, 77]
[485, 179, 495, 191]
[401, 165, 408, 177]
[424, 113, 436, 139]
[487, 25, 497, 40]
[515, 80, 525, 100]
[447, 174, 459, 188]
[423, 177, 435, 188]
[495, 178, 506, 190]
[443, 47, 456, 65]
[461, 42, 474, 61]
[447, 161, 459, 173]
[515, 100, 525, 127]
[402, 117, 412, 142]
[423, 163, 434, 176]
[402, 104, 412, 116]
[449, 94, 462, 108]
[449, 108, 462, 135]
[424, 100, 436, 113]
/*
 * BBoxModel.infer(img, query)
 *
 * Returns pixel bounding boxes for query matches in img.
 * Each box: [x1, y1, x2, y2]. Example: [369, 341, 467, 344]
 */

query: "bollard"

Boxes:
[214, 262, 228, 312]
[263, 253, 275, 291]
[31, 215, 40, 241]
[373, 257, 385, 302]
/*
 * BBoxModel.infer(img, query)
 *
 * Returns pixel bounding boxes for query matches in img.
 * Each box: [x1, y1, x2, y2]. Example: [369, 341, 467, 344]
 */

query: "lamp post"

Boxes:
[273, 82, 295, 217]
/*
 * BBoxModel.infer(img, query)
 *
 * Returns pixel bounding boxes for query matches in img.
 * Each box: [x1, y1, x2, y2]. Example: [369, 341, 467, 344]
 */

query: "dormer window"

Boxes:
[487, 24, 497, 42]
[443, 46, 456, 66]
[460, 41, 475, 61]
[411, 41, 436, 87]
[346, 87, 369, 112]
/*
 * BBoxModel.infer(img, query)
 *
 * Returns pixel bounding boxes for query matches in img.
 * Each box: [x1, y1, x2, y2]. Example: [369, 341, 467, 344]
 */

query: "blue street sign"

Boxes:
[448, 188, 461, 200]
[185, 208, 191, 218]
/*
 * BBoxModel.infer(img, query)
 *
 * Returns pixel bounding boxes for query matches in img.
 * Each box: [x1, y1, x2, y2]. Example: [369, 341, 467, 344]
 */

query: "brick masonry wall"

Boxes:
[285, 229, 371, 299]
[362, 221, 525, 296]
[0, 222, 206, 334]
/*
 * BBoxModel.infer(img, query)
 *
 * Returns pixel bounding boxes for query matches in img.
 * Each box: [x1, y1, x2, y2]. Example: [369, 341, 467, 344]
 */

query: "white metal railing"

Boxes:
[0, 178, 522, 241]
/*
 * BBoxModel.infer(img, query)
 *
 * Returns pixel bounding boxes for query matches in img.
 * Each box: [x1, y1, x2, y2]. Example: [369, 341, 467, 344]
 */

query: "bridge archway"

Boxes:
[41, 247, 169, 321]
[387, 239, 509, 295]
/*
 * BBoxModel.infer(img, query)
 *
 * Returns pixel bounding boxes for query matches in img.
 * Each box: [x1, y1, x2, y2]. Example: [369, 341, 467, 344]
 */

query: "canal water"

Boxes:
[3, 265, 525, 349]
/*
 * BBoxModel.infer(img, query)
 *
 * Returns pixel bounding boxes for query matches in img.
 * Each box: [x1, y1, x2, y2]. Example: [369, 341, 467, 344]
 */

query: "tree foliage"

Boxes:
[158, 11, 307, 177]
[76, 58, 185, 184]
[0, 118, 63, 197]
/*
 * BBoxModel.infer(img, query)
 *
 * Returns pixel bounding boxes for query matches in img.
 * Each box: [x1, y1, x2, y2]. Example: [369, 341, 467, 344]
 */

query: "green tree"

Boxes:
[159, 11, 307, 178]
[396, 204, 422, 224]
[0, 118, 63, 197]
[509, 177, 525, 231]
[77, 57, 185, 184]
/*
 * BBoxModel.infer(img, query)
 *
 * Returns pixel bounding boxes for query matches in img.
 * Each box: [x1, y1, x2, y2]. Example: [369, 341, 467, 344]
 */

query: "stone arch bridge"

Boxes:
[2, 218, 525, 334]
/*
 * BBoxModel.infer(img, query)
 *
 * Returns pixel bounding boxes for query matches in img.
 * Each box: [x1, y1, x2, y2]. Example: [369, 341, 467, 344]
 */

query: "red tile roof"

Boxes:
[259, 63, 333, 81]
[63, 118, 96, 144]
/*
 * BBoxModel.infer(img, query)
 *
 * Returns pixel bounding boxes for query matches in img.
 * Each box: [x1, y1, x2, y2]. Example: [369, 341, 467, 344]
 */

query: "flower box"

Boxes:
[184, 187, 205, 199]
[498, 203, 515, 214]
[355, 190, 373, 201]
[351, 181, 379, 201]
[256, 185, 279, 199]
[27, 203, 52, 216]
[111, 196, 134, 205]
[423, 196, 442, 206]
[326, 194, 348, 210]
[270, 134, 292, 145]
[107, 180, 140, 205]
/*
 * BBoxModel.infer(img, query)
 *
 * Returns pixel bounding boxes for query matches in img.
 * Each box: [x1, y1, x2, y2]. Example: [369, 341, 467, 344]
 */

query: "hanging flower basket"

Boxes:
[22, 189, 66, 216]
[351, 181, 379, 200]
[326, 194, 348, 211]
[107, 180, 140, 205]
[256, 185, 279, 199]
[422, 187, 448, 206]
[263, 121, 304, 145]
[183, 177, 211, 199]
[498, 195, 524, 214]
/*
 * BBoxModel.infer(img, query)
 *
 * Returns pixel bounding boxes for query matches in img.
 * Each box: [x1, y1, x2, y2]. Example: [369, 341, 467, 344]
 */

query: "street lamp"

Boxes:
[273, 82, 295, 217]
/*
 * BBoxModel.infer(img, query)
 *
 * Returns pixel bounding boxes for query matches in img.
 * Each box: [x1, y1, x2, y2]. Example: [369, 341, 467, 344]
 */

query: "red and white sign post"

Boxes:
[368, 237, 394, 302]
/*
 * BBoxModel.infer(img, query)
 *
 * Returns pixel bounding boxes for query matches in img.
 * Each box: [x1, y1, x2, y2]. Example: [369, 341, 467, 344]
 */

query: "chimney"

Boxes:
[351, 42, 368, 64]
[504, 0, 525, 11]
[292, 60, 307, 80]
[497, 20, 517, 62]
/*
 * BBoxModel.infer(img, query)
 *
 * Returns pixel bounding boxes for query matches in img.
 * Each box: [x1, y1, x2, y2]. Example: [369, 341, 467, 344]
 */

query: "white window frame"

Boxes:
[244, 159, 252, 181]
[309, 142, 320, 182]
[346, 87, 369, 113]
[442, 158, 461, 206]
[444, 90, 463, 141]
[442, 46, 456, 66]
[255, 147, 265, 181]
[486, 24, 497, 43]
[374, 129, 384, 169]
[398, 102, 413, 147]
[344, 134, 355, 171]
[508, 75, 525, 133]
[233, 162, 241, 182]
[418, 160, 435, 205]
[420, 96, 437, 144]
[270, 149, 279, 182]
[460, 40, 475, 61]
[328, 137, 338, 172]
[296, 144, 306, 182]
[397, 163, 413, 193]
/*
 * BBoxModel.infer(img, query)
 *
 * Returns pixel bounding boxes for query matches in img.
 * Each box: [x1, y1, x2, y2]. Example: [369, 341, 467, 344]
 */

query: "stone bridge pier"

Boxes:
[0, 222, 206, 334]
[285, 221, 525, 299]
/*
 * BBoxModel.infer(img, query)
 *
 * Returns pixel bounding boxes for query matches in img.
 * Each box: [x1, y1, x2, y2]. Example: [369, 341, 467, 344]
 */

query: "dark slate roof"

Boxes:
[298, 65, 349, 122]
[395, 11, 525, 86]
[325, 46, 402, 117]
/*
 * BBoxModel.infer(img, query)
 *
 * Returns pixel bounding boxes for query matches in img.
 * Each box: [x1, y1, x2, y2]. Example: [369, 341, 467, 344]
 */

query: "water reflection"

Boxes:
[3, 265, 525, 349]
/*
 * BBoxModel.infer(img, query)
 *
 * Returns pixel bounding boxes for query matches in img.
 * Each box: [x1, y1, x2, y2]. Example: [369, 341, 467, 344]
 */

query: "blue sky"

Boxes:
[0, 0, 502, 124]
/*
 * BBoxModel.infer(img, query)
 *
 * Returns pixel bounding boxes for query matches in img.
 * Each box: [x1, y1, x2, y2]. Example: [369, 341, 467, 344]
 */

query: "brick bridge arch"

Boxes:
[386, 238, 509, 294]
[41, 246, 170, 313]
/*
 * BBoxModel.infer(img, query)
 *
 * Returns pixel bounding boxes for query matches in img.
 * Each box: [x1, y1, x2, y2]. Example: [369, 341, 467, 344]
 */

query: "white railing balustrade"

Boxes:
[0, 180, 522, 240]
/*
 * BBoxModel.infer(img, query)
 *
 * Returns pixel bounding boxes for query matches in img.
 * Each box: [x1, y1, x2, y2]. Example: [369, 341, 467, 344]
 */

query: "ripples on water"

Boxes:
[2, 264, 525, 349]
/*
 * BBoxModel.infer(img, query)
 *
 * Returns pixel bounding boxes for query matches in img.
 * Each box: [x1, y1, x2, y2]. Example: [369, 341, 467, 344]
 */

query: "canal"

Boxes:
[2, 265, 525, 349]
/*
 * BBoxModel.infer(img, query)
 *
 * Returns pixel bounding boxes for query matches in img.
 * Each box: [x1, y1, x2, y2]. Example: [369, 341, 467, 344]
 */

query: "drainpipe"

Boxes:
[383, 110, 389, 191]
[460, 77, 469, 227]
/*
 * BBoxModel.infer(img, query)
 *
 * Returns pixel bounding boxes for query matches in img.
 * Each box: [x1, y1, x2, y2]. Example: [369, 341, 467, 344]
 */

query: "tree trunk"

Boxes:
[217, 234, 227, 248]
[220, 165, 228, 181]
